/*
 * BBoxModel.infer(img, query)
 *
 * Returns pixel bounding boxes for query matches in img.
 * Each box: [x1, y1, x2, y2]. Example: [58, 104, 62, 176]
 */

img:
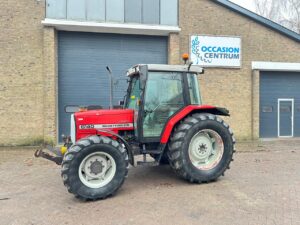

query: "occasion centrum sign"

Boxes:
[191, 35, 241, 67]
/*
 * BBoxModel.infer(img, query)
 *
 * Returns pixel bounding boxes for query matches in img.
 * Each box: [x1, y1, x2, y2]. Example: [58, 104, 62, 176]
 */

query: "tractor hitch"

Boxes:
[34, 146, 63, 165]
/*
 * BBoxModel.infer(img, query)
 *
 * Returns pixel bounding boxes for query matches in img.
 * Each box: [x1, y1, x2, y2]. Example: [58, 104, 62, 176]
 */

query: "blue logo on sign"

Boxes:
[191, 36, 212, 64]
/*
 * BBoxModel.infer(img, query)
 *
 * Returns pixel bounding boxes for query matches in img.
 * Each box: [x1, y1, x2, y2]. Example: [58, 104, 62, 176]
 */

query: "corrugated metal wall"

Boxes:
[58, 31, 168, 140]
[259, 71, 300, 138]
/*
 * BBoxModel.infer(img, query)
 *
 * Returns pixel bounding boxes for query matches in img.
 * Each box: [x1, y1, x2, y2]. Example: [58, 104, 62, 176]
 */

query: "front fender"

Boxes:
[96, 129, 135, 166]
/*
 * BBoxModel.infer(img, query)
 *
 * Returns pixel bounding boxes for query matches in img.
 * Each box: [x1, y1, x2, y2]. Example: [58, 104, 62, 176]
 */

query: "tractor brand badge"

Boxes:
[79, 123, 134, 129]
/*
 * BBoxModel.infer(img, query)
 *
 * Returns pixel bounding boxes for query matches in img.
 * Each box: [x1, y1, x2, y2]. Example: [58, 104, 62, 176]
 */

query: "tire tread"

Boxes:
[61, 135, 128, 200]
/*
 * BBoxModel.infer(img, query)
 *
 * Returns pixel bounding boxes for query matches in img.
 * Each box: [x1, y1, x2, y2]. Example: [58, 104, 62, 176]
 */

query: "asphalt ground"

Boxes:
[0, 140, 300, 225]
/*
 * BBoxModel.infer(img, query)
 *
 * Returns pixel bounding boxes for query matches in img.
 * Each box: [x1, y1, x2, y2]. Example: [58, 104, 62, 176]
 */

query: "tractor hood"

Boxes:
[74, 109, 134, 141]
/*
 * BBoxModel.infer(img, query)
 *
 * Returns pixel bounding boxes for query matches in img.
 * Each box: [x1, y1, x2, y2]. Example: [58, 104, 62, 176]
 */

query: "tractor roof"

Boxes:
[127, 64, 204, 76]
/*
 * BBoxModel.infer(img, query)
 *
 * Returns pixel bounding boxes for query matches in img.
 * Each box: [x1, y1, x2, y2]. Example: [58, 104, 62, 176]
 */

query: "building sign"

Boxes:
[191, 35, 241, 67]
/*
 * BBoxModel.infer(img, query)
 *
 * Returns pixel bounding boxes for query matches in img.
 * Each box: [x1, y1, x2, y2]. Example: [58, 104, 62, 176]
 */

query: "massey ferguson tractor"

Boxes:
[35, 57, 235, 200]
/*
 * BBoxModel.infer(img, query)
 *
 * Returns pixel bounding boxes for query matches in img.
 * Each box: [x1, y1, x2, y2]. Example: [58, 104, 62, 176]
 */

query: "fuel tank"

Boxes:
[74, 109, 134, 141]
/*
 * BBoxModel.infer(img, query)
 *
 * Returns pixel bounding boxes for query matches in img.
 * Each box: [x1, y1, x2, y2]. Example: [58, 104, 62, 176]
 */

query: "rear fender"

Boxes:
[160, 105, 230, 144]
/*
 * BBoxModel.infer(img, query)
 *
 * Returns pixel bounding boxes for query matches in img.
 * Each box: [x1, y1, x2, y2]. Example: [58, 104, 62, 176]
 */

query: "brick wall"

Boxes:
[43, 27, 57, 144]
[178, 0, 300, 140]
[0, 0, 45, 145]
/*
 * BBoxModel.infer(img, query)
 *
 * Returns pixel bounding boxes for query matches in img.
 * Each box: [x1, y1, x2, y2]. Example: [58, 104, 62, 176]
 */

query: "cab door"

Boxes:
[142, 71, 185, 140]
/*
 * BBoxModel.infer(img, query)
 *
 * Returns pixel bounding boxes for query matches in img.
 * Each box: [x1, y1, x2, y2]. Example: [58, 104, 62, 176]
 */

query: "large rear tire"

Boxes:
[61, 135, 128, 200]
[168, 113, 235, 183]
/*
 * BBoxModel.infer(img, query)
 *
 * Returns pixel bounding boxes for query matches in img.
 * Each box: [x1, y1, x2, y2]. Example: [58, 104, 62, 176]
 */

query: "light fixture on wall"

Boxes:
[35, 0, 44, 5]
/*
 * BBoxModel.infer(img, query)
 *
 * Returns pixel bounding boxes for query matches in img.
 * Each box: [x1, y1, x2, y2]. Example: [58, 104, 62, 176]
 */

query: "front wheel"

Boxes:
[61, 135, 128, 200]
[168, 113, 235, 183]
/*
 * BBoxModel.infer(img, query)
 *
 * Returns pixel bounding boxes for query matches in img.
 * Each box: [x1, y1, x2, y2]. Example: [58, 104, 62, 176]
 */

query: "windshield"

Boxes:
[125, 76, 140, 110]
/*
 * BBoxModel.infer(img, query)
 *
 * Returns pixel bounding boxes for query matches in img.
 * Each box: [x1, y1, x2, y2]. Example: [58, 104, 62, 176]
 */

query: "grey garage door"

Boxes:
[58, 31, 168, 140]
[260, 71, 300, 138]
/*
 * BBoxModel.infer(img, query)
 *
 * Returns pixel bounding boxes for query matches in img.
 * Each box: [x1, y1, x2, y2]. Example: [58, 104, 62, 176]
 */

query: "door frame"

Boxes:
[277, 98, 294, 137]
[137, 69, 190, 143]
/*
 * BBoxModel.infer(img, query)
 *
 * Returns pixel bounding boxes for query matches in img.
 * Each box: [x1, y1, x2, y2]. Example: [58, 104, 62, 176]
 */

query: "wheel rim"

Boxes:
[78, 152, 116, 188]
[188, 129, 224, 170]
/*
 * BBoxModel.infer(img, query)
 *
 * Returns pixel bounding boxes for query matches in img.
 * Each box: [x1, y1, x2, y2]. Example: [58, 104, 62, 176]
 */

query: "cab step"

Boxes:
[137, 161, 159, 166]
[136, 154, 159, 166]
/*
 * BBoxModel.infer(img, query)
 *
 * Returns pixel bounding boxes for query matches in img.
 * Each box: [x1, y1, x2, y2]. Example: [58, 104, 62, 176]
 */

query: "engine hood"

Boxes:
[74, 109, 134, 141]
[75, 109, 134, 118]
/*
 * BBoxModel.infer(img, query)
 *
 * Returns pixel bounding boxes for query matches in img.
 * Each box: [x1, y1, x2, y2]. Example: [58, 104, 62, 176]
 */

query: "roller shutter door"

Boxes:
[259, 71, 300, 138]
[58, 31, 168, 140]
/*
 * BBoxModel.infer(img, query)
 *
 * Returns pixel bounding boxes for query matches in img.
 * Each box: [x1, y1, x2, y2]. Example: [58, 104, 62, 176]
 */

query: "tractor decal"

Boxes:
[79, 123, 134, 130]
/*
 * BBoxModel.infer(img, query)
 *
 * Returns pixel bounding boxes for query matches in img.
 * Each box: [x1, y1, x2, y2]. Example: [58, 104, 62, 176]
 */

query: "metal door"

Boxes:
[278, 99, 294, 137]
[260, 71, 300, 138]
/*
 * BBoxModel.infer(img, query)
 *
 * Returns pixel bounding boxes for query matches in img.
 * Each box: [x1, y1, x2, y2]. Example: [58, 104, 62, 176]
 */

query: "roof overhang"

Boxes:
[42, 19, 181, 36]
[252, 61, 300, 72]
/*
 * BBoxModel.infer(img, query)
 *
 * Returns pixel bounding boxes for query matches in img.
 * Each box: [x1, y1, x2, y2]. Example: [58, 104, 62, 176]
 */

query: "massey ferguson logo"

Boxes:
[79, 123, 133, 130]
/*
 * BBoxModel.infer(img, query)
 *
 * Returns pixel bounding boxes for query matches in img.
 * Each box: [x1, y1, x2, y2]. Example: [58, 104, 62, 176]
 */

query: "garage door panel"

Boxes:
[58, 32, 167, 141]
[260, 71, 300, 138]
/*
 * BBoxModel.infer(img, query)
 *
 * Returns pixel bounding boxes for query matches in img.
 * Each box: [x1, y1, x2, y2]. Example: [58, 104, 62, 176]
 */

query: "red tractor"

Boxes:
[35, 61, 235, 200]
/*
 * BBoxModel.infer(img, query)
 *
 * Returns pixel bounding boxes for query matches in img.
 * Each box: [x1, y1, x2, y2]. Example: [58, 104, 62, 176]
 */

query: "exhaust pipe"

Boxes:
[106, 66, 113, 109]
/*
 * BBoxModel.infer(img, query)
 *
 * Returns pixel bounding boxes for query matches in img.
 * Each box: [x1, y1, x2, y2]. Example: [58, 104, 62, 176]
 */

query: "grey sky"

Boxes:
[229, 0, 256, 11]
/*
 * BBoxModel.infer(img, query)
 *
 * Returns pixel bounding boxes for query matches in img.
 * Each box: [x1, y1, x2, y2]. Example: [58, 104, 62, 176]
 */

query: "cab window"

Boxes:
[126, 77, 140, 110]
[187, 73, 202, 105]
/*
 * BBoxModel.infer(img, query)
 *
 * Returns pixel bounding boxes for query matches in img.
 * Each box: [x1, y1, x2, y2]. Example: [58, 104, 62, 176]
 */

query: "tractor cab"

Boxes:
[124, 64, 204, 142]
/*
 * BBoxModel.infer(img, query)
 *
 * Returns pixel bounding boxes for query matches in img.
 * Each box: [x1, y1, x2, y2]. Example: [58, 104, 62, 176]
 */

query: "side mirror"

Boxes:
[119, 100, 124, 106]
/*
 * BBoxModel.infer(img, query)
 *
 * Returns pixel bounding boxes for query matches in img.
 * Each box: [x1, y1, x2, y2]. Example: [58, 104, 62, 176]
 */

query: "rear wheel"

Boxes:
[61, 135, 128, 200]
[168, 113, 235, 183]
